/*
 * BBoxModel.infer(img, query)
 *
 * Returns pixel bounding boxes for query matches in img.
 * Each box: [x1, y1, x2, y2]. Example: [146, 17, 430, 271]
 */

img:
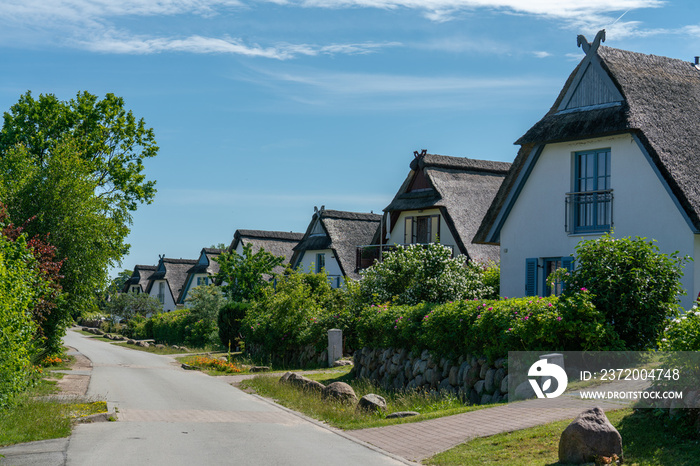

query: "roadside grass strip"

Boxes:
[242, 370, 495, 431]
[425, 408, 700, 466]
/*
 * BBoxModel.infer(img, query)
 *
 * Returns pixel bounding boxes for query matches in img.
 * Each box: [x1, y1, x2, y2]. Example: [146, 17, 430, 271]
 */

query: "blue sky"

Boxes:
[1, 0, 699, 277]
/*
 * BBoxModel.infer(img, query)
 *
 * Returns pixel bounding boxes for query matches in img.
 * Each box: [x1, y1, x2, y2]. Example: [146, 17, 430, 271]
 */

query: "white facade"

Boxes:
[296, 248, 344, 288]
[500, 133, 697, 309]
[149, 279, 177, 313]
[387, 208, 459, 255]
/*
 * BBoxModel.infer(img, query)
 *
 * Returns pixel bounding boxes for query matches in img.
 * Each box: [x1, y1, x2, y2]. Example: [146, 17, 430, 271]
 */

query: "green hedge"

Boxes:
[356, 291, 623, 361]
[151, 309, 188, 345]
[0, 234, 41, 407]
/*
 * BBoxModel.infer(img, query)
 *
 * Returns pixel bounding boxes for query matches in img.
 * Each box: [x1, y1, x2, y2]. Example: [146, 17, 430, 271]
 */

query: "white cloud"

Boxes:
[76, 31, 400, 58]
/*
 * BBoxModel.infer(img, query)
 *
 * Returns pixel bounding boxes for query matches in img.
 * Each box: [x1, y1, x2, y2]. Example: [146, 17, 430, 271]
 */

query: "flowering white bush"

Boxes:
[352, 244, 496, 306]
[658, 300, 700, 351]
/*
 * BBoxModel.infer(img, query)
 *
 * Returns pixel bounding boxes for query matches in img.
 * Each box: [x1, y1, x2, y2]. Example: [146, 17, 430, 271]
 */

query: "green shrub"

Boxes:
[184, 285, 225, 348]
[356, 291, 622, 361]
[659, 300, 700, 351]
[351, 244, 495, 308]
[243, 270, 347, 362]
[151, 309, 188, 345]
[218, 301, 250, 350]
[0, 233, 42, 407]
[564, 234, 687, 350]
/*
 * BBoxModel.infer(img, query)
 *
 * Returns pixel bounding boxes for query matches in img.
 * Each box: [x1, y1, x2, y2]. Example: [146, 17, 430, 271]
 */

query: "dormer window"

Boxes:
[404, 215, 440, 244]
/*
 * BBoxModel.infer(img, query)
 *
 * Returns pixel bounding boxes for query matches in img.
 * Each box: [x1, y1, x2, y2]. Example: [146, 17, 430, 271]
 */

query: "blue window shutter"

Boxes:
[562, 256, 574, 271]
[525, 258, 538, 296]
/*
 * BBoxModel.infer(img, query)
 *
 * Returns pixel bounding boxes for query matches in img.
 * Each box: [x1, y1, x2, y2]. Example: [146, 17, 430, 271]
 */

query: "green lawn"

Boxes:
[426, 408, 700, 466]
[241, 369, 497, 430]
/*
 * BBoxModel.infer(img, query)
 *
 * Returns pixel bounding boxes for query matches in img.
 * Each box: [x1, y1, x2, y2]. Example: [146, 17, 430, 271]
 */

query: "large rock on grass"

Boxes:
[357, 394, 387, 413]
[559, 407, 623, 464]
[322, 381, 358, 403]
[285, 373, 325, 393]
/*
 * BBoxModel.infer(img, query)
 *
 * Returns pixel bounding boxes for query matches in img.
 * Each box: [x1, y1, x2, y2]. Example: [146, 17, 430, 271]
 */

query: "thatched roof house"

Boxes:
[122, 264, 156, 293]
[146, 257, 198, 312]
[228, 229, 304, 275]
[477, 36, 700, 244]
[177, 248, 224, 304]
[380, 151, 510, 263]
[474, 31, 700, 307]
[291, 207, 381, 283]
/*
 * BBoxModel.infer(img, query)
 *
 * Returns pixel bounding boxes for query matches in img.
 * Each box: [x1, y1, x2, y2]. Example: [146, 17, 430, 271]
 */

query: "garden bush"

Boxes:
[184, 285, 225, 348]
[243, 270, 348, 363]
[563, 234, 687, 350]
[351, 243, 496, 308]
[356, 291, 622, 361]
[151, 309, 188, 345]
[659, 300, 700, 351]
[218, 301, 250, 350]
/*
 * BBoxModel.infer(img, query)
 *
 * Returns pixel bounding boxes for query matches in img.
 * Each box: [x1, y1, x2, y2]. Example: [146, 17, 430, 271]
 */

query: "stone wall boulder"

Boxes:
[357, 394, 387, 413]
[558, 407, 623, 465]
[323, 382, 358, 404]
[288, 373, 325, 393]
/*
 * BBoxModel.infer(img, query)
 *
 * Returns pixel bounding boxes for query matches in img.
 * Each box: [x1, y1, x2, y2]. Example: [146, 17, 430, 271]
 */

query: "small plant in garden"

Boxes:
[188, 355, 242, 373]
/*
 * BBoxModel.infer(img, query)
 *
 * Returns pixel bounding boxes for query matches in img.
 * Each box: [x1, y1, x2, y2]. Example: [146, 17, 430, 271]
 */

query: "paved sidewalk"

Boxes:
[347, 395, 630, 462]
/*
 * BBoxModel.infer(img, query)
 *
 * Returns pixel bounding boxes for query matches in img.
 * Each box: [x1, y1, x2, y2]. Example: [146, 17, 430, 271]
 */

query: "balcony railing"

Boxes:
[356, 243, 455, 271]
[565, 189, 613, 233]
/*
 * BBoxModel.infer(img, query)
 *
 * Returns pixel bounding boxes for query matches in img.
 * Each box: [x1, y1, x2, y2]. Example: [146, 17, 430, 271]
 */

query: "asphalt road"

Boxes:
[3, 330, 408, 466]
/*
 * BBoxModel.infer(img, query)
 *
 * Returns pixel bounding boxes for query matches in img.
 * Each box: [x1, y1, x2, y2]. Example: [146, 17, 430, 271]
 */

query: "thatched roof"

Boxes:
[228, 229, 304, 275]
[292, 208, 381, 280]
[146, 258, 198, 302]
[475, 43, 700, 243]
[176, 248, 224, 303]
[122, 264, 156, 293]
[385, 152, 510, 262]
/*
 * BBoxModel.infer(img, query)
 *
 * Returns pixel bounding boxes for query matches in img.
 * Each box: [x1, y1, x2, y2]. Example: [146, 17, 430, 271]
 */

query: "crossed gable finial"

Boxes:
[577, 29, 606, 55]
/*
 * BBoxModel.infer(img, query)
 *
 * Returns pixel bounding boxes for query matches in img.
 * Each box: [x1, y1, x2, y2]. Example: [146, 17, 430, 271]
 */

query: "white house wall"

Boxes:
[297, 248, 344, 287]
[149, 279, 177, 313]
[388, 208, 458, 254]
[181, 273, 211, 306]
[500, 133, 696, 309]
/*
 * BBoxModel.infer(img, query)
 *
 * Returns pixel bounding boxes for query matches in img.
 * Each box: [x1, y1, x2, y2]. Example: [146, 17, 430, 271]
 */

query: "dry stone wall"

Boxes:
[353, 347, 509, 404]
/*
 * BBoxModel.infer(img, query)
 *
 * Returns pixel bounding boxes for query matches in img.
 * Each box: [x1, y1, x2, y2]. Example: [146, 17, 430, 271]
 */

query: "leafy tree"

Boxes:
[185, 285, 227, 348]
[563, 234, 687, 350]
[214, 243, 284, 302]
[0, 141, 130, 323]
[106, 292, 162, 321]
[351, 243, 496, 307]
[0, 91, 158, 213]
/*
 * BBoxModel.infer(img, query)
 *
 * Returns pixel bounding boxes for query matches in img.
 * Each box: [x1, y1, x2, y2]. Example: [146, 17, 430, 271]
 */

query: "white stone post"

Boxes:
[328, 328, 342, 367]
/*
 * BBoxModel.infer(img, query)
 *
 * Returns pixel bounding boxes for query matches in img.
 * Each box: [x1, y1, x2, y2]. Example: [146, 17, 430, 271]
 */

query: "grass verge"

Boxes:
[241, 369, 497, 430]
[425, 408, 700, 466]
[0, 352, 108, 448]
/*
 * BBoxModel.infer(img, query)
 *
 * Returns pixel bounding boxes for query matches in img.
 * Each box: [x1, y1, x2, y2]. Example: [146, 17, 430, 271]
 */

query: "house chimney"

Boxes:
[695, 56, 699, 65]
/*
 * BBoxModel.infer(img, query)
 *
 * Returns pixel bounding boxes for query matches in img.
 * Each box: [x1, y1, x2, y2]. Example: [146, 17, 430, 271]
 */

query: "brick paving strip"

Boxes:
[346, 396, 631, 462]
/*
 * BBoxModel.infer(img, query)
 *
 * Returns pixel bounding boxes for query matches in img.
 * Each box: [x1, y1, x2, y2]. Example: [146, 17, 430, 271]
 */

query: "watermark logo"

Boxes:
[528, 359, 568, 398]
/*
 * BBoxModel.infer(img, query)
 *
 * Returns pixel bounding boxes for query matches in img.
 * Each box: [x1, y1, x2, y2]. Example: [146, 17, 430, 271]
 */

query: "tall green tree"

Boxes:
[0, 91, 158, 213]
[0, 90, 158, 337]
[0, 141, 130, 332]
[215, 244, 284, 302]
